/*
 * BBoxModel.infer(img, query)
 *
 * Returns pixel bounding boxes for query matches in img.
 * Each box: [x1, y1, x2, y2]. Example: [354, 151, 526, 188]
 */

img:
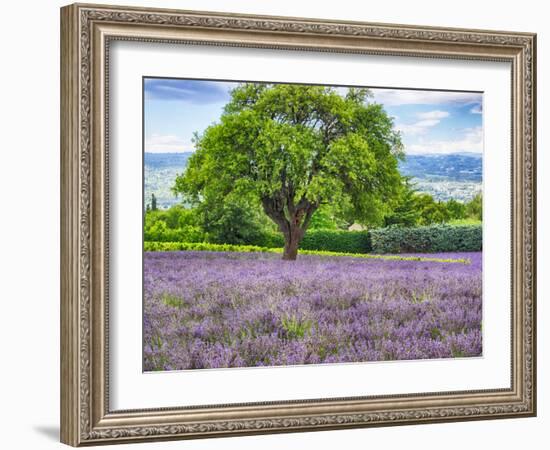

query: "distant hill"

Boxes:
[145, 152, 192, 169]
[144, 152, 482, 209]
[398, 153, 482, 182]
[398, 153, 482, 202]
[144, 152, 192, 210]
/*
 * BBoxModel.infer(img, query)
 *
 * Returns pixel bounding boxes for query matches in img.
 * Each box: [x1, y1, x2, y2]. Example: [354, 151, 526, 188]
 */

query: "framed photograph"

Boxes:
[60, 3, 536, 446]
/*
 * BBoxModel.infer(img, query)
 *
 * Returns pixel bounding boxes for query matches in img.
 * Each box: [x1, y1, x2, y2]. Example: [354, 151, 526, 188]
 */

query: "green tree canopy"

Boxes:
[414, 194, 450, 225]
[465, 193, 482, 221]
[174, 83, 404, 260]
[195, 194, 270, 245]
[383, 180, 422, 228]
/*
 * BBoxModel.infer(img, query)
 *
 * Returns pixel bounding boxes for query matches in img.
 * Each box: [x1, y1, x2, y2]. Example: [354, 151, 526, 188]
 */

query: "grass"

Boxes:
[144, 241, 471, 264]
[448, 218, 482, 226]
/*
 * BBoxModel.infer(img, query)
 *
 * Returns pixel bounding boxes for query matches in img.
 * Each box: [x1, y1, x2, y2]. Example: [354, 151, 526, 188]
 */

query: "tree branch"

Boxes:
[300, 203, 319, 231]
[261, 195, 290, 235]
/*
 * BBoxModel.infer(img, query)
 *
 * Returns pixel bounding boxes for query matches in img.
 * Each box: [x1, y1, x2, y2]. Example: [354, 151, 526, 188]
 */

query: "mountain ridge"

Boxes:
[144, 152, 482, 209]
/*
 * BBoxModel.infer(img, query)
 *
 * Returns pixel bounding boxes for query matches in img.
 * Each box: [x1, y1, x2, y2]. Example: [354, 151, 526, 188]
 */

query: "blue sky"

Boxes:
[144, 78, 483, 155]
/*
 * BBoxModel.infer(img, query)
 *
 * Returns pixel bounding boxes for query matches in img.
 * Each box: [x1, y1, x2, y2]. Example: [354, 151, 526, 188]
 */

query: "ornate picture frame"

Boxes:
[60, 3, 536, 446]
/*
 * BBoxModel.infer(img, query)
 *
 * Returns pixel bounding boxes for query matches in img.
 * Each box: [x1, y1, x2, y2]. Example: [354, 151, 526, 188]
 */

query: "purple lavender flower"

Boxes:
[143, 251, 482, 371]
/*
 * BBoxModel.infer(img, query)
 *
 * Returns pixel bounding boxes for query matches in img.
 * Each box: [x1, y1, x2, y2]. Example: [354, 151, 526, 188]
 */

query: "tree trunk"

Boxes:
[282, 239, 299, 260]
[260, 195, 317, 261]
[282, 227, 303, 261]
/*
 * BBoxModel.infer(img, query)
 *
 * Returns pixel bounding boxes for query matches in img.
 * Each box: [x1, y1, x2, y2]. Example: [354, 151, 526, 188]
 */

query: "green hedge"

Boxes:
[252, 230, 372, 254]
[250, 231, 284, 248]
[144, 241, 470, 264]
[144, 225, 480, 255]
[144, 227, 372, 253]
[370, 224, 482, 254]
[144, 225, 204, 243]
[144, 241, 272, 253]
[302, 230, 372, 253]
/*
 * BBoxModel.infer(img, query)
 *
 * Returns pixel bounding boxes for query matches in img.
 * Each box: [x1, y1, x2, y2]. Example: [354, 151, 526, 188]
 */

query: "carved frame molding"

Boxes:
[60, 3, 536, 446]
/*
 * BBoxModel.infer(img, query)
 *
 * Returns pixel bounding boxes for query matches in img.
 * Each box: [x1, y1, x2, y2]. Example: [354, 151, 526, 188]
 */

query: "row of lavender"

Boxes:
[144, 251, 482, 371]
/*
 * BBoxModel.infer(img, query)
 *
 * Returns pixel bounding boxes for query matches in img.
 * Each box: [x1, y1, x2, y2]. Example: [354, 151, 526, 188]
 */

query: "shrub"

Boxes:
[197, 196, 268, 245]
[251, 229, 371, 254]
[144, 224, 204, 243]
[143, 241, 470, 264]
[370, 224, 482, 254]
[248, 231, 285, 248]
[144, 241, 273, 253]
[302, 230, 372, 253]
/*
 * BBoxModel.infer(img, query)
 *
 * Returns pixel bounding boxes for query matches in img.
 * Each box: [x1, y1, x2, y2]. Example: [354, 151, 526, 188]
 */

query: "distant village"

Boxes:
[144, 152, 483, 210]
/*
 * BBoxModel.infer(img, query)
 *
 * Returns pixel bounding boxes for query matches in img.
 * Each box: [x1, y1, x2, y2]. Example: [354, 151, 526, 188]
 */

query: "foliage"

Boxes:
[145, 204, 197, 229]
[143, 241, 471, 264]
[144, 241, 271, 254]
[465, 193, 482, 221]
[301, 230, 371, 253]
[144, 223, 204, 243]
[248, 231, 285, 248]
[383, 185, 482, 227]
[143, 204, 481, 256]
[370, 224, 482, 254]
[413, 194, 451, 225]
[144, 205, 204, 243]
[383, 181, 422, 227]
[250, 229, 371, 254]
[194, 194, 269, 245]
[173, 83, 404, 259]
[307, 203, 350, 230]
[280, 316, 313, 340]
[445, 199, 467, 220]
[307, 207, 339, 230]
[145, 193, 158, 212]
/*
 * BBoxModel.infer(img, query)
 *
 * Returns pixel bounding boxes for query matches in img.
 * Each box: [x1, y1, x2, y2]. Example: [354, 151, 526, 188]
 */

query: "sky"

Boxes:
[143, 78, 483, 155]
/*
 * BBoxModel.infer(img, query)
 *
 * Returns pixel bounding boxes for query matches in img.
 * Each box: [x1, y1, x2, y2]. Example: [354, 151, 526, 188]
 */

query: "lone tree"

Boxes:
[174, 83, 404, 260]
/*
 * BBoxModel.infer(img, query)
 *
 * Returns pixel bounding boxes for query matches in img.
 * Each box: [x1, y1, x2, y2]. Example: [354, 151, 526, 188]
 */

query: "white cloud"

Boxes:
[417, 110, 450, 120]
[396, 110, 450, 136]
[371, 89, 482, 106]
[145, 134, 194, 153]
[470, 103, 483, 114]
[405, 126, 483, 155]
[397, 120, 436, 135]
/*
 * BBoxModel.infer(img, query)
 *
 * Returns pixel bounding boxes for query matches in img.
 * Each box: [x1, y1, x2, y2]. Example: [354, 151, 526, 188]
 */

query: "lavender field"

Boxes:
[144, 251, 482, 371]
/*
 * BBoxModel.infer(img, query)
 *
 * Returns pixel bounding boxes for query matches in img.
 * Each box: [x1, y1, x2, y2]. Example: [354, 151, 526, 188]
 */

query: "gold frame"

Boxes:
[60, 3, 537, 446]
